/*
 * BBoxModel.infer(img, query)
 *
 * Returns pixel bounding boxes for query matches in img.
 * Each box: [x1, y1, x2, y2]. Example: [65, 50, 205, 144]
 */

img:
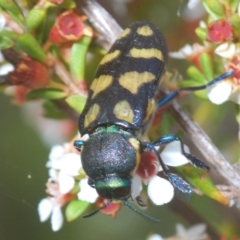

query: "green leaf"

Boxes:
[159, 112, 175, 135]
[65, 94, 87, 113]
[26, 88, 67, 100]
[26, 8, 47, 31]
[0, 0, 23, 24]
[0, 36, 13, 49]
[178, 165, 229, 205]
[230, 14, 240, 39]
[229, 0, 239, 13]
[17, 33, 46, 61]
[195, 27, 207, 41]
[65, 200, 90, 222]
[187, 66, 205, 84]
[43, 101, 67, 119]
[199, 53, 213, 81]
[202, 0, 225, 20]
[0, 30, 18, 40]
[88, 43, 107, 55]
[70, 36, 92, 80]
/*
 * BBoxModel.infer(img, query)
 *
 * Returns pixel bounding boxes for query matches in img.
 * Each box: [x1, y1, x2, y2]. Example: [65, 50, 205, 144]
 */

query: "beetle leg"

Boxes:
[157, 72, 233, 108]
[153, 135, 209, 171]
[142, 142, 192, 194]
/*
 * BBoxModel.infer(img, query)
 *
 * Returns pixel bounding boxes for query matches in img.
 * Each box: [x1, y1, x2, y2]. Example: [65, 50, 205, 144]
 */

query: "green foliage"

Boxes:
[26, 8, 47, 31]
[0, 35, 13, 49]
[26, 88, 67, 100]
[17, 33, 46, 61]
[202, 0, 225, 20]
[43, 101, 68, 119]
[65, 199, 90, 222]
[70, 36, 92, 80]
[65, 94, 87, 113]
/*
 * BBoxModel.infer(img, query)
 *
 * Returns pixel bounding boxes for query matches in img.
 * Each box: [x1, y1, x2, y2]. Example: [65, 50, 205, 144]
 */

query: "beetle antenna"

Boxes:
[83, 200, 112, 218]
[124, 200, 160, 223]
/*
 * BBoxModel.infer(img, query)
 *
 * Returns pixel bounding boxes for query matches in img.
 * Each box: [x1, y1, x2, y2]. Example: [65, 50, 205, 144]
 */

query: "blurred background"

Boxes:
[0, 0, 240, 239]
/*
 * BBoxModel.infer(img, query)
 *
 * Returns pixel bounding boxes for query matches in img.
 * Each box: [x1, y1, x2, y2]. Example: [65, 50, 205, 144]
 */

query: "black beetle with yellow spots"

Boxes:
[74, 21, 233, 218]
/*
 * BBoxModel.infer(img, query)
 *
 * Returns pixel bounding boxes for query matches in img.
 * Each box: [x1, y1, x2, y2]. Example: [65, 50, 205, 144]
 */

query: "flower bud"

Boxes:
[49, 11, 84, 43]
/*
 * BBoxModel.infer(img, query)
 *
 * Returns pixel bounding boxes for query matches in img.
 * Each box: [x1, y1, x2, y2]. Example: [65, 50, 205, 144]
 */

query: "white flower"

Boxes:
[147, 176, 174, 205]
[215, 42, 236, 58]
[169, 43, 210, 60]
[47, 144, 81, 194]
[160, 141, 190, 167]
[169, 44, 193, 59]
[131, 174, 143, 199]
[148, 223, 208, 240]
[38, 198, 64, 232]
[207, 43, 240, 105]
[187, 0, 201, 9]
[207, 79, 235, 104]
[0, 63, 14, 75]
[176, 223, 208, 240]
[77, 178, 98, 203]
[0, 14, 6, 31]
[147, 234, 163, 240]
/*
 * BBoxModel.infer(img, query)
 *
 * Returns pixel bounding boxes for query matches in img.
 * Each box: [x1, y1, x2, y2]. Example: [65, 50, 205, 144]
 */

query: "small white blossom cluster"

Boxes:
[148, 223, 208, 240]
[38, 141, 98, 231]
[170, 12, 240, 106]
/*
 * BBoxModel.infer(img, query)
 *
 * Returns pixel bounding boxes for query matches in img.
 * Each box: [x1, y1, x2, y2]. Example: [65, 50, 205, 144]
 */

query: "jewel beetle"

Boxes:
[74, 21, 233, 218]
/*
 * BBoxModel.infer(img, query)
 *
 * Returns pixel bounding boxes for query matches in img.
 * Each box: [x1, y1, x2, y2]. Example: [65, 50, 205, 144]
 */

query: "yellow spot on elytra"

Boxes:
[117, 28, 131, 39]
[90, 75, 113, 98]
[128, 138, 140, 175]
[100, 50, 121, 65]
[119, 71, 155, 94]
[143, 99, 156, 123]
[113, 100, 134, 123]
[130, 48, 163, 61]
[84, 104, 100, 128]
[137, 26, 153, 36]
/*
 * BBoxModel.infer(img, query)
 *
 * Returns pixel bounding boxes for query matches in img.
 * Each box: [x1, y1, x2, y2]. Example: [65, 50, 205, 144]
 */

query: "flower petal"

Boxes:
[51, 205, 63, 232]
[0, 14, 6, 31]
[38, 198, 53, 222]
[47, 145, 65, 169]
[148, 176, 174, 205]
[58, 172, 75, 194]
[131, 174, 142, 199]
[229, 87, 240, 104]
[160, 141, 190, 166]
[176, 223, 187, 237]
[0, 63, 14, 75]
[169, 44, 192, 59]
[187, 224, 207, 239]
[187, 0, 201, 9]
[49, 145, 65, 161]
[59, 153, 81, 176]
[215, 42, 236, 58]
[78, 178, 98, 203]
[147, 234, 163, 240]
[207, 81, 232, 104]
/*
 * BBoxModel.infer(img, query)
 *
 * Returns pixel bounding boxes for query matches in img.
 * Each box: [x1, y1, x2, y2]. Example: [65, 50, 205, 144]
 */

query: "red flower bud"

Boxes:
[9, 56, 50, 89]
[49, 11, 84, 43]
[96, 198, 121, 218]
[228, 55, 240, 82]
[207, 19, 233, 44]
[137, 151, 159, 179]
